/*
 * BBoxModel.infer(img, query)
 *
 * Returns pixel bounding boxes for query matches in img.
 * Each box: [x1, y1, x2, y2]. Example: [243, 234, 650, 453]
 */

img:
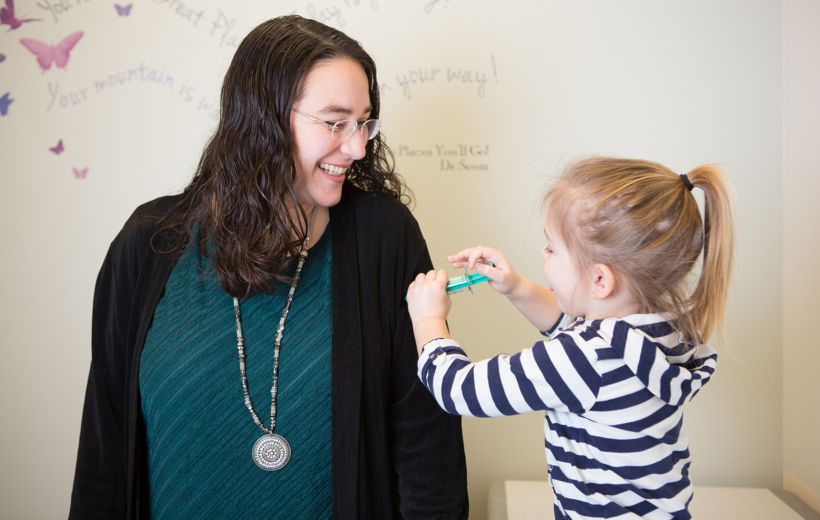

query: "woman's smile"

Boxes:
[318, 162, 349, 176]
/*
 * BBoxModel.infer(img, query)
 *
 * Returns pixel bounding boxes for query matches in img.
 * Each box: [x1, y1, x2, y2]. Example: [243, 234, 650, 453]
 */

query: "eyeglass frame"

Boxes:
[292, 109, 382, 142]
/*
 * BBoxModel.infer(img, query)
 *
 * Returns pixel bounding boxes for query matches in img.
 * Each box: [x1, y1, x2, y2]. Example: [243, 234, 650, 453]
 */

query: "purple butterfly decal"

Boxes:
[20, 31, 83, 72]
[73, 167, 88, 179]
[1, 0, 42, 31]
[50, 139, 64, 154]
[0, 53, 6, 62]
[0, 91, 12, 116]
[115, 3, 132, 16]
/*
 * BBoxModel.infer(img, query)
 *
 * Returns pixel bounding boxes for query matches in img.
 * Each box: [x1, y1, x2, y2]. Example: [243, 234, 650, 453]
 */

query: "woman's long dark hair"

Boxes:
[154, 15, 406, 298]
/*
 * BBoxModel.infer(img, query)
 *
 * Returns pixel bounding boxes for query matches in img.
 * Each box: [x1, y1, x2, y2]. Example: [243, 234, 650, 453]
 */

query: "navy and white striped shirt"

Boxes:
[417, 314, 717, 520]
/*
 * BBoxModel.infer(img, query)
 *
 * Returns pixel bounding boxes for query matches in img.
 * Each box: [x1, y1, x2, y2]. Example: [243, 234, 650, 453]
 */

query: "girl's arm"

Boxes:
[416, 336, 601, 418]
[407, 266, 600, 418]
[406, 269, 452, 354]
[448, 246, 562, 332]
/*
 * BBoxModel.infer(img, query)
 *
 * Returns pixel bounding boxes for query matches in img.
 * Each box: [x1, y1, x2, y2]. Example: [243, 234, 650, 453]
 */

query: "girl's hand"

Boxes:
[407, 269, 452, 354]
[447, 246, 522, 298]
[407, 269, 452, 323]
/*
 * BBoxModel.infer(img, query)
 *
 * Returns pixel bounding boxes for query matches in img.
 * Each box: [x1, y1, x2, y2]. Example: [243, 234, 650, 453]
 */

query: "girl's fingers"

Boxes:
[477, 261, 504, 282]
[467, 248, 489, 268]
[447, 248, 477, 265]
[411, 270, 450, 289]
[465, 246, 501, 269]
[448, 246, 495, 269]
[445, 246, 518, 296]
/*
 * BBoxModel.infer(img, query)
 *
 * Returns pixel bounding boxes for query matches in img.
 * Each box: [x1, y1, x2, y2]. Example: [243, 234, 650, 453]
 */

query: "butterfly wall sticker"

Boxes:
[0, 91, 12, 116]
[73, 167, 88, 179]
[20, 31, 83, 72]
[115, 3, 132, 16]
[1, 0, 41, 31]
[50, 139, 64, 154]
[0, 53, 6, 62]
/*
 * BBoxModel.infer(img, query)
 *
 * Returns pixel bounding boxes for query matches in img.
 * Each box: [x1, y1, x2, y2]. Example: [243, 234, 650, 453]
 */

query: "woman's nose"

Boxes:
[340, 130, 367, 160]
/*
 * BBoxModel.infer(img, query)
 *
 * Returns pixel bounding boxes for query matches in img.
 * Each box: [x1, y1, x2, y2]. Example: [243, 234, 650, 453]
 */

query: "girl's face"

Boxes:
[290, 58, 371, 209]
[541, 221, 587, 317]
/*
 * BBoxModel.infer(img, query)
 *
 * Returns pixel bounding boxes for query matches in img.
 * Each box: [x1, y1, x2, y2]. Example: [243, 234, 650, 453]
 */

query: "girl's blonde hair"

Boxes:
[544, 157, 734, 345]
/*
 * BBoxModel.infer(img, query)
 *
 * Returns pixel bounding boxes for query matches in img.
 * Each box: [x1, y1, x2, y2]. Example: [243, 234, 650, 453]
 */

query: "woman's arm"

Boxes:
[390, 294, 469, 519]
[390, 228, 469, 519]
[69, 197, 178, 520]
[69, 233, 134, 519]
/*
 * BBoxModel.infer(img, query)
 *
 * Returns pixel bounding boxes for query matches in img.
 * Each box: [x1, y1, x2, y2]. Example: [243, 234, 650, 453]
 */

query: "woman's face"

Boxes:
[290, 58, 371, 209]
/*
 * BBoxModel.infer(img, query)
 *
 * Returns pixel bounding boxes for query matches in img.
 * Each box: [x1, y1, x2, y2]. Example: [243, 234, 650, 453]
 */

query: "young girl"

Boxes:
[406, 157, 734, 520]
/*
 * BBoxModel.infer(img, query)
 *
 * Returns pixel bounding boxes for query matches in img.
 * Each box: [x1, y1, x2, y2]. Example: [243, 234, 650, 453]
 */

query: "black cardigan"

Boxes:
[68, 184, 469, 519]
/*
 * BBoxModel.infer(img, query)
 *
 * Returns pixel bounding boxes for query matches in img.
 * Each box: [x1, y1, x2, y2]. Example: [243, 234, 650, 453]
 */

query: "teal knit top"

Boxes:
[139, 229, 332, 519]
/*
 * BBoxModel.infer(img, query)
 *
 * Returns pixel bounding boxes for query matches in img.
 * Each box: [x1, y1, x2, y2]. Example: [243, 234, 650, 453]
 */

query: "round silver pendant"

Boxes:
[252, 434, 291, 471]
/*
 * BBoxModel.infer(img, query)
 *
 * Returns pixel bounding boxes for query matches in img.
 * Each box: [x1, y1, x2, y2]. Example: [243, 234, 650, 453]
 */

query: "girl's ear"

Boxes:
[590, 263, 617, 299]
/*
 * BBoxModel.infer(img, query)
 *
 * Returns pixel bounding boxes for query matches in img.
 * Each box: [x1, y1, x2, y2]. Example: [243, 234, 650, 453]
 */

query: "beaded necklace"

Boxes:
[232, 205, 317, 471]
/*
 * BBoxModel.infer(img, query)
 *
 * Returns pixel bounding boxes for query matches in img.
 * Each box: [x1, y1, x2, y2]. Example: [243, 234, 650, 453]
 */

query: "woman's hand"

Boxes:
[407, 269, 452, 355]
[447, 246, 522, 299]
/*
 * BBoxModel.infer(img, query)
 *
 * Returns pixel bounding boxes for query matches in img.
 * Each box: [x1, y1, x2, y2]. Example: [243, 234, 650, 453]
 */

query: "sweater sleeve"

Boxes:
[69, 227, 142, 519]
[69, 197, 178, 520]
[388, 215, 469, 519]
[418, 334, 602, 417]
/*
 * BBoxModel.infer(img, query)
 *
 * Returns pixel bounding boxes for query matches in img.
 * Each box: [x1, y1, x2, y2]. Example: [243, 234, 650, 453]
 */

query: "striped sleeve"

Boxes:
[417, 336, 602, 417]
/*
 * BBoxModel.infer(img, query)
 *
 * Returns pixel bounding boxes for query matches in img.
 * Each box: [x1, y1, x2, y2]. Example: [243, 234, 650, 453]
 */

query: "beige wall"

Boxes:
[783, 0, 820, 512]
[0, 1, 809, 519]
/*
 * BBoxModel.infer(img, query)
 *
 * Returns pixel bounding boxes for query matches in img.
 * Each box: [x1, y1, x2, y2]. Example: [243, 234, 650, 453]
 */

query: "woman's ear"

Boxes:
[590, 263, 617, 299]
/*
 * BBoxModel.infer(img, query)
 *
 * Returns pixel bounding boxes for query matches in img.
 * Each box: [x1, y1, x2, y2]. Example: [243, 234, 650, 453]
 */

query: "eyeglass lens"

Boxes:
[332, 120, 381, 141]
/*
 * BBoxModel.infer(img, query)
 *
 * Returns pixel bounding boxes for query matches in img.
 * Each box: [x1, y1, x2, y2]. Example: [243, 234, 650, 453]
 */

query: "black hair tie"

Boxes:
[680, 174, 694, 192]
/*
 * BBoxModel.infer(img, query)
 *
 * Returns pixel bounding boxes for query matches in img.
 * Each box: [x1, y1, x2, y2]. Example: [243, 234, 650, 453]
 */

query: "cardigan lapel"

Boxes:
[329, 184, 363, 517]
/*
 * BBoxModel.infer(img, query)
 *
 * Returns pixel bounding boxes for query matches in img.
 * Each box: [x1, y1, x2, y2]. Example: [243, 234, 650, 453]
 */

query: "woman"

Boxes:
[69, 15, 468, 519]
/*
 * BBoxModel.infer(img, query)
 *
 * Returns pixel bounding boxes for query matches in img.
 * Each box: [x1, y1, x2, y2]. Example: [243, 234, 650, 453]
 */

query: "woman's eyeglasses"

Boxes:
[293, 109, 381, 142]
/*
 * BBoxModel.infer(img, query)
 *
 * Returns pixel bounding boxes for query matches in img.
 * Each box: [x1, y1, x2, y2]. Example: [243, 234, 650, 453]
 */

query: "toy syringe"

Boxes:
[405, 262, 494, 300]
[446, 262, 494, 295]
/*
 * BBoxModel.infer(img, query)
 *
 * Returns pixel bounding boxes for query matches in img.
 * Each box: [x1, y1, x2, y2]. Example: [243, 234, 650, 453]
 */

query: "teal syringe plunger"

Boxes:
[445, 264, 492, 295]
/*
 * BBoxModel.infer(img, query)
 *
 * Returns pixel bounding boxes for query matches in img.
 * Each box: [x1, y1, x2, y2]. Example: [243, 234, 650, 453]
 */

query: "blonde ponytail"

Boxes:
[683, 165, 735, 343]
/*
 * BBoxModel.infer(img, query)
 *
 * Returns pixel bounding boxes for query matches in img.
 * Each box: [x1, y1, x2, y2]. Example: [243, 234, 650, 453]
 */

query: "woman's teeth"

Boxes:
[319, 163, 347, 176]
